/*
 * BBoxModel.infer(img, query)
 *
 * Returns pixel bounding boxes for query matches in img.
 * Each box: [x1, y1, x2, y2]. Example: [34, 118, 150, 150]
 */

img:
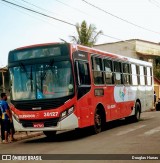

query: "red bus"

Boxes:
[8, 42, 153, 137]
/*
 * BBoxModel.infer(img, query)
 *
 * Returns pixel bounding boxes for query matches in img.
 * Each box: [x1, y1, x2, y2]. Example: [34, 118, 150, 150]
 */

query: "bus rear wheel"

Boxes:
[43, 131, 56, 139]
[133, 102, 141, 122]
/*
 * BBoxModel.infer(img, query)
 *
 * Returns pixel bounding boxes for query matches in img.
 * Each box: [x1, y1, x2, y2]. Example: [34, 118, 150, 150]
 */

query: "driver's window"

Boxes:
[77, 61, 91, 85]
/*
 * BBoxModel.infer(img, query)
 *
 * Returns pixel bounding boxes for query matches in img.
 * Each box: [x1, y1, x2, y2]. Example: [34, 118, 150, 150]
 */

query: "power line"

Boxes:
[81, 0, 160, 35]
[1, 0, 76, 27]
[49, 0, 160, 52]
[55, 0, 92, 17]
[20, 0, 64, 18]
[0, 0, 67, 32]
[20, 0, 76, 23]
[149, 0, 160, 8]
[1, 0, 160, 54]
[21, 0, 53, 12]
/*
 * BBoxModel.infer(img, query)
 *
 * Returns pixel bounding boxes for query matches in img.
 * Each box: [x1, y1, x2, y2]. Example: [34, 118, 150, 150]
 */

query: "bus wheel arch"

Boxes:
[92, 103, 106, 134]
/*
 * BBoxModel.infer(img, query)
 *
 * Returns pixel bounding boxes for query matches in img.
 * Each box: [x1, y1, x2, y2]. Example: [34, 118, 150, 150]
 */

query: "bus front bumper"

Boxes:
[12, 113, 79, 132]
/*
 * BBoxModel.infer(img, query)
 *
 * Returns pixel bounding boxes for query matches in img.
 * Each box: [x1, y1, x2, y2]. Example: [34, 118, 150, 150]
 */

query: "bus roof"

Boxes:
[11, 42, 152, 67]
[75, 44, 152, 67]
[15, 42, 60, 50]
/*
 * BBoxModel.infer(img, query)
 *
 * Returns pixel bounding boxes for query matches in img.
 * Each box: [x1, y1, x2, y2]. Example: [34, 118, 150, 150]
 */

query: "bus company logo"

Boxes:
[32, 107, 42, 110]
[119, 87, 127, 101]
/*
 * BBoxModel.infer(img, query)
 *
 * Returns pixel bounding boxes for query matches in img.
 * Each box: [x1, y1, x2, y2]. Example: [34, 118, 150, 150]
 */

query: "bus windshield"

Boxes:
[9, 60, 74, 100]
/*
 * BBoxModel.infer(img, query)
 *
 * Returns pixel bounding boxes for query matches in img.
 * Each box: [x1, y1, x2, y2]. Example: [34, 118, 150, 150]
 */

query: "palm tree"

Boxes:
[70, 20, 103, 47]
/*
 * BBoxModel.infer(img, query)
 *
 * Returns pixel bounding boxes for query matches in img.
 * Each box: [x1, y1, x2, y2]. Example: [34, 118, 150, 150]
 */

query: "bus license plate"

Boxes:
[33, 123, 44, 128]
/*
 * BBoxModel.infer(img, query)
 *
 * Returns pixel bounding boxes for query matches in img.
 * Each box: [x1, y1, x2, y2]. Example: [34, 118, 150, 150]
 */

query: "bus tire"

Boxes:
[43, 131, 56, 139]
[92, 108, 103, 134]
[133, 102, 141, 122]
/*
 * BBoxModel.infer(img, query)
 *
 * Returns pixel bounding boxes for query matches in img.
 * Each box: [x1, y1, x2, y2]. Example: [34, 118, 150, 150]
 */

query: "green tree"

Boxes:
[70, 20, 102, 47]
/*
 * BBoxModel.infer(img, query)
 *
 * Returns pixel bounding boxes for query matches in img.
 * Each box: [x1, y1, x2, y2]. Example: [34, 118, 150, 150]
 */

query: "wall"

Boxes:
[94, 40, 138, 58]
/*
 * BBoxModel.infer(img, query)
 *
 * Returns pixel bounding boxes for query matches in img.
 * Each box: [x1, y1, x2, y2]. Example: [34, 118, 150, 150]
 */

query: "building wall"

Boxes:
[94, 39, 160, 61]
[94, 40, 138, 59]
[136, 40, 160, 57]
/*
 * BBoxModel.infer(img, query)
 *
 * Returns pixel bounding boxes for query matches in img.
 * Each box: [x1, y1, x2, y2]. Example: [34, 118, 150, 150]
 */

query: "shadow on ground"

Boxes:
[24, 117, 151, 143]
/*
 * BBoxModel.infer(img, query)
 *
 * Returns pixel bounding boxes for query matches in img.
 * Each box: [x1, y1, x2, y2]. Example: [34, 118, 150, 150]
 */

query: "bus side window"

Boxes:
[78, 61, 91, 85]
[122, 63, 130, 85]
[131, 64, 138, 85]
[146, 67, 152, 85]
[140, 66, 145, 85]
[104, 59, 113, 84]
[136, 65, 140, 85]
[113, 61, 122, 84]
[91, 56, 104, 85]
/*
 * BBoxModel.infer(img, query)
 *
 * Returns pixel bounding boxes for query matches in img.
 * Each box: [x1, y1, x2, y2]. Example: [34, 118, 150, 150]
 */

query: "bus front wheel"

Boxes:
[43, 131, 56, 139]
[92, 109, 103, 134]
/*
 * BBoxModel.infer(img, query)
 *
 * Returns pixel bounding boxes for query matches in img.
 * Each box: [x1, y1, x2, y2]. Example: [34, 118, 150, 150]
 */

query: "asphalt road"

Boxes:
[1, 111, 160, 163]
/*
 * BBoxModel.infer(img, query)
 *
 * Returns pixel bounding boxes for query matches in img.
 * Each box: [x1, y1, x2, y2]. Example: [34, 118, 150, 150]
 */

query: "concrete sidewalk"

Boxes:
[0, 129, 43, 142]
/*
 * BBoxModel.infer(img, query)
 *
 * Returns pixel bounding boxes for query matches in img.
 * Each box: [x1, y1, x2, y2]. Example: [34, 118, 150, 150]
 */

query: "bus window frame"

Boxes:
[91, 55, 105, 85]
[146, 66, 152, 86]
[122, 62, 131, 85]
[139, 65, 145, 86]
[113, 60, 123, 85]
[131, 63, 138, 86]
[103, 58, 114, 85]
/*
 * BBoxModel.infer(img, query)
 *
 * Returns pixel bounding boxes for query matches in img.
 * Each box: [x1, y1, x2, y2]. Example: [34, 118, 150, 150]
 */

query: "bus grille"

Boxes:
[20, 118, 59, 128]
[11, 95, 74, 111]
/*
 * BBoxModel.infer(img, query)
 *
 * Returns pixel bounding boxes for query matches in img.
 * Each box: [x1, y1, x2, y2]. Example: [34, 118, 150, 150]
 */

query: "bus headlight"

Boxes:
[60, 106, 74, 121]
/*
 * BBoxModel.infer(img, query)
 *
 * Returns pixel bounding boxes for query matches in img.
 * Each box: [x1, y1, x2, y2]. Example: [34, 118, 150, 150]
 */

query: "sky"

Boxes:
[1, 0, 160, 67]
